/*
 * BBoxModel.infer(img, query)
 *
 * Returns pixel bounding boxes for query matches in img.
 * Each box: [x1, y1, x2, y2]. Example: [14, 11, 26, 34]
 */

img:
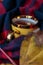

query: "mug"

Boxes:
[11, 15, 38, 38]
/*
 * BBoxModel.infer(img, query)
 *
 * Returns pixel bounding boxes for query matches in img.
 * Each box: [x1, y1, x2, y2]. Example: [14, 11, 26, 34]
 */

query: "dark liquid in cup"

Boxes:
[14, 21, 27, 25]
[12, 20, 38, 29]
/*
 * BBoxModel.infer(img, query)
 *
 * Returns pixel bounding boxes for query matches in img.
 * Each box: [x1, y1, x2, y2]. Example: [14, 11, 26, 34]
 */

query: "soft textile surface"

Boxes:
[20, 35, 43, 65]
[0, 0, 43, 65]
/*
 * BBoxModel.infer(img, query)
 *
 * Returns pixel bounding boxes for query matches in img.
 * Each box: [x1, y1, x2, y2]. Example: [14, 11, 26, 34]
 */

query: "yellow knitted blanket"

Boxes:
[20, 36, 43, 65]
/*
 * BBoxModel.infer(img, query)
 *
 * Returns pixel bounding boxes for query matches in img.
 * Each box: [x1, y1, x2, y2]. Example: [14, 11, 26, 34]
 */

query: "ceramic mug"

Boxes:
[11, 15, 38, 38]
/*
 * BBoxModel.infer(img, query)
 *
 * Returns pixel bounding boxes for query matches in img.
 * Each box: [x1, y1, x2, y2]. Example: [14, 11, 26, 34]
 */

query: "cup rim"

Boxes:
[12, 15, 38, 28]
